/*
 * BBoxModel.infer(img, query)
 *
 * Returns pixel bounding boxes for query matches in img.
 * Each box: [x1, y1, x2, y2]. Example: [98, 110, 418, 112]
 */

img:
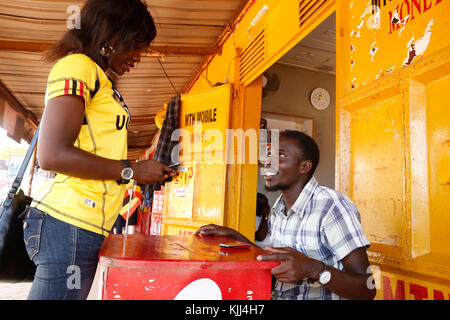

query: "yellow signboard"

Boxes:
[374, 267, 450, 300]
[175, 84, 231, 164]
[162, 84, 232, 234]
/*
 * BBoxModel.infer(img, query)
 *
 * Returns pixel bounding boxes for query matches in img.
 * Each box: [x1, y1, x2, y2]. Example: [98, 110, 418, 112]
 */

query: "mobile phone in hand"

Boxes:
[169, 162, 181, 168]
[163, 163, 181, 183]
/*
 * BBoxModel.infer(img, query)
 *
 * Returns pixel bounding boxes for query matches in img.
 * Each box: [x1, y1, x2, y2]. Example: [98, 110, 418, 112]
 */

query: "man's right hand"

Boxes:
[195, 224, 252, 244]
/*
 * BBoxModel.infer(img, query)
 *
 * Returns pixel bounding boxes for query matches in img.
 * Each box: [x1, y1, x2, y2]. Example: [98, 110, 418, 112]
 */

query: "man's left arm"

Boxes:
[317, 197, 376, 299]
[319, 247, 376, 300]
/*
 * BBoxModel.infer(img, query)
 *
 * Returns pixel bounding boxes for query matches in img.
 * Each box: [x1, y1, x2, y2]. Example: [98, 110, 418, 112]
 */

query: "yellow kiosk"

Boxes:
[169, 0, 450, 300]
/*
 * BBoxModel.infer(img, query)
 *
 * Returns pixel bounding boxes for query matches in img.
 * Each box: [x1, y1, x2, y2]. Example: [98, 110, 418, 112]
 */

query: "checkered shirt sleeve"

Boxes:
[321, 193, 370, 261]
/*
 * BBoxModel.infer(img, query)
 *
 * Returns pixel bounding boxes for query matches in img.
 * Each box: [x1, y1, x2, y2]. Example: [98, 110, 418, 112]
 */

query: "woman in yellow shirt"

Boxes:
[21, 0, 173, 299]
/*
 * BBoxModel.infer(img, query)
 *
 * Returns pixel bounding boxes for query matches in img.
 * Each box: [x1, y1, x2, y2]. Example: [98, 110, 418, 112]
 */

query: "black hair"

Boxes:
[45, 0, 156, 70]
[280, 130, 320, 177]
[256, 193, 269, 215]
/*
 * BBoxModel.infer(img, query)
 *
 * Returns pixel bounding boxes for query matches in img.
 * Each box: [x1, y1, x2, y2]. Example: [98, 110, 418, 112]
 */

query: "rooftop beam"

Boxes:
[0, 79, 38, 128]
[0, 40, 222, 56]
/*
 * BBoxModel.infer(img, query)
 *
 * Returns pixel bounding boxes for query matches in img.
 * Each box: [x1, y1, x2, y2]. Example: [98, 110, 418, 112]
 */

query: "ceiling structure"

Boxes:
[0, 0, 247, 160]
[276, 12, 336, 74]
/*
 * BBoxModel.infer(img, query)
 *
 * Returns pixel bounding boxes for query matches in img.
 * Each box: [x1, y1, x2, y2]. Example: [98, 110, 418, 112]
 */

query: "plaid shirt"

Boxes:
[148, 95, 180, 193]
[153, 95, 180, 165]
[267, 177, 370, 300]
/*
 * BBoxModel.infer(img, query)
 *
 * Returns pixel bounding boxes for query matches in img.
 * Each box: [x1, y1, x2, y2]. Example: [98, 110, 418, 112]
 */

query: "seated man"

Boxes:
[195, 130, 375, 300]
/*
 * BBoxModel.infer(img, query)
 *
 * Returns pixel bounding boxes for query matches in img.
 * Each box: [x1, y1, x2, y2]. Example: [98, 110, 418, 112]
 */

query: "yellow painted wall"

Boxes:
[337, 0, 450, 298]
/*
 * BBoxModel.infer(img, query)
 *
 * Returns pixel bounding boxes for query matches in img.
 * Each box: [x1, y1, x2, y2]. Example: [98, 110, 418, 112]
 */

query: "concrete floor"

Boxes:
[0, 266, 101, 300]
[0, 282, 32, 300]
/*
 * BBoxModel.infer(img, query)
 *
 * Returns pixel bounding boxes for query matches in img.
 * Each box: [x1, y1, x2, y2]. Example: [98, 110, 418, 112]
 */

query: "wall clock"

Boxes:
[310, 88, 330, 110]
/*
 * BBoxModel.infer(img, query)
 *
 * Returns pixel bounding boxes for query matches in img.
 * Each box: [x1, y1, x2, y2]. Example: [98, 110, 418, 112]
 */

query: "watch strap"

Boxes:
[314, 261, 325, 280]
[121, 159, 131, 168]
[117, 159, 132, 185]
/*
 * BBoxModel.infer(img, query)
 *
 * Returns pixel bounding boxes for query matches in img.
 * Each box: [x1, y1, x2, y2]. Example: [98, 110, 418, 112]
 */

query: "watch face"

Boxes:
[319, 271, 331, 285]
[121, 167, 134, 180]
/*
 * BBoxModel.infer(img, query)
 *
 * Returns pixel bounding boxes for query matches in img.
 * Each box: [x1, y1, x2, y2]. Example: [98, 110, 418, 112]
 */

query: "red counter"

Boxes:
[98, 234, 278, 300]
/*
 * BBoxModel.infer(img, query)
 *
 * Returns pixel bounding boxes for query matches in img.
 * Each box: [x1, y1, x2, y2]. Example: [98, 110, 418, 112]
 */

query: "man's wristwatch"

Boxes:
[117, 159, 133, 185]
[317, 262, 331, 285]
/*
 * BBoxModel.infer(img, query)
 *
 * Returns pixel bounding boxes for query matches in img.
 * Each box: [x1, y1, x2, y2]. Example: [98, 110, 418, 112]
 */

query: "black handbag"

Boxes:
[0, 125, 39, 283]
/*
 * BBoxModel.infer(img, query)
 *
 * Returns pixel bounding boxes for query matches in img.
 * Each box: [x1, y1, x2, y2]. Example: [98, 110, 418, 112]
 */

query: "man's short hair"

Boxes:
[280, 130, 320, 177]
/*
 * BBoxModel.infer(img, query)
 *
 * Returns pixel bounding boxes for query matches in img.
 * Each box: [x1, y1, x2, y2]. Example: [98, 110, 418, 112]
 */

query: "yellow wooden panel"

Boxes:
[405, 55, 450, 275]
[408, 79, 430, 260]
[426, 74, 450, 259]
[236, 76, 263, 240]
[350, 95, 405, 261]
[338, 0, 450, 284]
[266, 0, 299, 61]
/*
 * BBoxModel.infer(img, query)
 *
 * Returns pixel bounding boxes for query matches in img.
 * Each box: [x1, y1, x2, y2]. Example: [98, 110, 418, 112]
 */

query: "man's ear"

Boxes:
[299, 160, 313, 175]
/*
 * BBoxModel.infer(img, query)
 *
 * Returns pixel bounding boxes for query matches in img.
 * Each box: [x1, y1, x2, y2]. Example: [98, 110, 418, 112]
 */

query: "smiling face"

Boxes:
[108, 40, 148, 76]
[264, 136, 312, 192]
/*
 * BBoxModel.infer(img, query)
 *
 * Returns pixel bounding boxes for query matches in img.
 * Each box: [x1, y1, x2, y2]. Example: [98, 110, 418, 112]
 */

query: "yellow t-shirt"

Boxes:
[32, 54, 128, 236]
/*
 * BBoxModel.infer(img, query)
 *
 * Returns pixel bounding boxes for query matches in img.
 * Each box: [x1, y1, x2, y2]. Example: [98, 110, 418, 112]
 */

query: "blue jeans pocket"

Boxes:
[23, 207, 46, 261]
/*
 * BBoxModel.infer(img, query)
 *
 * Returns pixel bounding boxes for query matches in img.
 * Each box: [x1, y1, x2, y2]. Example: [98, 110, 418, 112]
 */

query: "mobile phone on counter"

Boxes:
[219, 242, 252, 249]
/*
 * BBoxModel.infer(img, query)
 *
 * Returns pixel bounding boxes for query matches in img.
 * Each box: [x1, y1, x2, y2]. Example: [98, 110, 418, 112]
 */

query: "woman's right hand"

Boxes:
[132, 159, 174, 185]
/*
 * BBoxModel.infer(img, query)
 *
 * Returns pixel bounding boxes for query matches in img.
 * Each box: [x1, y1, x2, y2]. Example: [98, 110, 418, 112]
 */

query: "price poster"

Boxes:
[164, 165, 196, 220]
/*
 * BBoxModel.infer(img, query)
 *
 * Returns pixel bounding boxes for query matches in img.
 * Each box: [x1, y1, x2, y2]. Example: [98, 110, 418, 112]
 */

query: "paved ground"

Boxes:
[0, 267, 101, 300]
[0, 282, 32, 300]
